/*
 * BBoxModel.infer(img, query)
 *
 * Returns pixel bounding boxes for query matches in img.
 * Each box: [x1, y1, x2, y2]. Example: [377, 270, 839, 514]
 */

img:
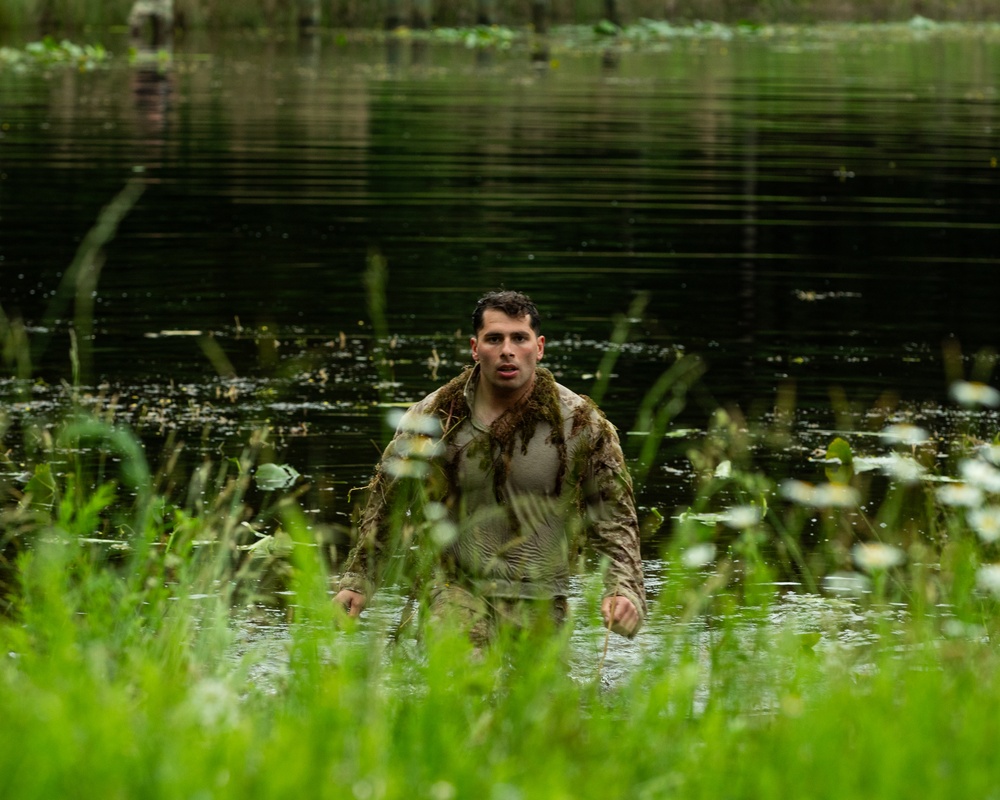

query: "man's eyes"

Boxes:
[486, 334, 529, 343]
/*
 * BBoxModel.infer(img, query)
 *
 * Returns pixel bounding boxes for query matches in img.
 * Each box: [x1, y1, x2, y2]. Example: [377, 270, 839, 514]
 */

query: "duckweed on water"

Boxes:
[0, 36, 110, 71]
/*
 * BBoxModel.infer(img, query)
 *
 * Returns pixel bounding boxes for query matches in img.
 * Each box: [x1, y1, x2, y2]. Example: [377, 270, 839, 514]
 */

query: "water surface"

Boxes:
[2, 23, 999, 564]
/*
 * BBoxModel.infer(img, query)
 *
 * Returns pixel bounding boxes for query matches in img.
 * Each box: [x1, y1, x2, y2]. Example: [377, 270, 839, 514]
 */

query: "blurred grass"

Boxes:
[3, 516, 1000, 798]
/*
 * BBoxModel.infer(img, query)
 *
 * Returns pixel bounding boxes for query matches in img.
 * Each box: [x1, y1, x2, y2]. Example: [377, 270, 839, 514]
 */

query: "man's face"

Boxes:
[470, 309, 545, 396]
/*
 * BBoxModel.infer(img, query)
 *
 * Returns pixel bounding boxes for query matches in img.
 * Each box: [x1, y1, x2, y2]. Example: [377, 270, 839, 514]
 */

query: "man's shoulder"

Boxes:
[547, 376, 614, 440]
[550, 376, 599, 415]
[553, 380, 588, 410]
[393, 367, 474, 434]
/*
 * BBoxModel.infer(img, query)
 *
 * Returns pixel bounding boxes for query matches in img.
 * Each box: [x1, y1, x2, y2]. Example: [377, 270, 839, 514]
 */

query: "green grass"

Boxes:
[3, 517, 1000, 798]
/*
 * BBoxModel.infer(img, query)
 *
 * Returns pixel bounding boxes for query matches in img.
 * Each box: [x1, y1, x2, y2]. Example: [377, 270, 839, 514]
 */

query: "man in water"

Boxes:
[334, 290, 645, 645]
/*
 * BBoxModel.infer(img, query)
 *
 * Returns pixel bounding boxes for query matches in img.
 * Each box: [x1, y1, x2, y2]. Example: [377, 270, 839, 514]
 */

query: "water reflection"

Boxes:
[129, 45, 173, 156]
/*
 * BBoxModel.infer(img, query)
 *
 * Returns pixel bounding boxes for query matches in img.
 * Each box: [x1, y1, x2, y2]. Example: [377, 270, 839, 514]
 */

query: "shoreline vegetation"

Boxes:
[4, 188, 1000, 795]
[0, 0, 997, 32]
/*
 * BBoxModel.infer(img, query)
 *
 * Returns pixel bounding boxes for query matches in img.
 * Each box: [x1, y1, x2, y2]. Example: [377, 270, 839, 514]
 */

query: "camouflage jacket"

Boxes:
[338, 365, 646, 629]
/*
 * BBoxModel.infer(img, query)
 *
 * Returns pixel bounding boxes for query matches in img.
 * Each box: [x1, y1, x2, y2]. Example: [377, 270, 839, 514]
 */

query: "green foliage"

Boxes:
[431, 24, 518, 48]
[0, 37, 111, 71]
[4, 494, 1000, 798]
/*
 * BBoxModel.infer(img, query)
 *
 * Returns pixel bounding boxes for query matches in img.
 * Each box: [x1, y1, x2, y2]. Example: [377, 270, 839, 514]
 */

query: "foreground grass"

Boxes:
[3, 529, 1000, 800]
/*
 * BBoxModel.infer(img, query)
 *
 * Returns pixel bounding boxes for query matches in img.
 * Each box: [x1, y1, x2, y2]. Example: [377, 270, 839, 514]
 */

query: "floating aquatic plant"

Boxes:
[0, 37, 110, 72]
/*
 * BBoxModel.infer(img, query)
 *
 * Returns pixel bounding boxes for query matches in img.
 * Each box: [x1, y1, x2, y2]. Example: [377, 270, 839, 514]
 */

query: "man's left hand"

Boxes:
[601, 594, 640, 638]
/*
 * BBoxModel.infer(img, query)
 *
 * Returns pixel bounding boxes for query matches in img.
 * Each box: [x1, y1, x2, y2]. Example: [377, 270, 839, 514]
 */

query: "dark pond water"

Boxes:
[2, 24, 1000, 550]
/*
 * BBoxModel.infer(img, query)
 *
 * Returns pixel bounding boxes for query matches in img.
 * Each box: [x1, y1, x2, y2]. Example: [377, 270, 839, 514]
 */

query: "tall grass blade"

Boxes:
[32, 179, 144, 385]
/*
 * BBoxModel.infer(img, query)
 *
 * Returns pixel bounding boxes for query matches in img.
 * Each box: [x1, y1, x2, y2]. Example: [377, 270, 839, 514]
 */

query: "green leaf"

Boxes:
[255, 463, 301, 491]
[594, 19, 621, 36]
[825, 437, 854, 485]
[23, 463, 56, 509]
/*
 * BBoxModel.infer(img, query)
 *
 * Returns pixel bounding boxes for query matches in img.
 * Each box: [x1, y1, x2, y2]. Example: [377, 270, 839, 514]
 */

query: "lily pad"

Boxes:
[255, 463, 301, 491]
[825, 437, 853, 485]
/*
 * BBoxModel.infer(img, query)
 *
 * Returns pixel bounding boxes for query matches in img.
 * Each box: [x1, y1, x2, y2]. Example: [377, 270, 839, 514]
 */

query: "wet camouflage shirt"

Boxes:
[338, 366, 647, 629]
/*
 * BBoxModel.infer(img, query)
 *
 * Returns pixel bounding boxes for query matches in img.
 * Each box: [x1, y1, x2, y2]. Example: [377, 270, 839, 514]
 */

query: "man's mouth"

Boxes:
[498, 364, 518, 376]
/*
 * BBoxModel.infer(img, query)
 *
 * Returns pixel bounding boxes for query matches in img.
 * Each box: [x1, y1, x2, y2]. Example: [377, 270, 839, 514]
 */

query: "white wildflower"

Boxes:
[880, 424, 929, 446]
[780, 479, 816, 505]
[960, 459, 1000, 493]
[969, 506, 1000, 544]
[714, 460, 732, 479]
[977, 444, 1000, 466]
[852, 542, 905, 572]
[976, 564, 1000, 597]
[430, 783, 457, 800]
[385, 457, 430, 479]
[188, 679, 240, 729]
[720, 505, 761, 529]
[781, 480, 859, 508]
[681, 543, 717, 569]
[883, 453, 926, 485]
[936, 482, 984, 508]
[388, 409, 443, 437]
[812, 483, 861, 508]
[429, 520, 458, 547]
[950, 380, 1000, 408]
[394, 435, 444, 461]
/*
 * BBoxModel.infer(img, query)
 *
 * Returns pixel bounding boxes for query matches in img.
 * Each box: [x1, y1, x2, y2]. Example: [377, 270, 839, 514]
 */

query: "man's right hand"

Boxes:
[334, 589, 367, 617]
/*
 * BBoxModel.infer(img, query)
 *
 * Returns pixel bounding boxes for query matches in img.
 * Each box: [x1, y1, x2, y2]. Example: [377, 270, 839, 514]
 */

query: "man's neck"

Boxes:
[473, 373, 536, 427]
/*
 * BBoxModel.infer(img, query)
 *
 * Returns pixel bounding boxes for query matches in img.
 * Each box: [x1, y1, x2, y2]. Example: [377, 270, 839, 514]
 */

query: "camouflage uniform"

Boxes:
[338, 365, 646, 643]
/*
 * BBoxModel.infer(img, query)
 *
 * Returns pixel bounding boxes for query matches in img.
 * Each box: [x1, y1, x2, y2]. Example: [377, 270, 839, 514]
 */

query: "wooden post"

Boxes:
[476, 0, 496, 25]
[531, 0, 549, 34]
[411, 0, 432, 29]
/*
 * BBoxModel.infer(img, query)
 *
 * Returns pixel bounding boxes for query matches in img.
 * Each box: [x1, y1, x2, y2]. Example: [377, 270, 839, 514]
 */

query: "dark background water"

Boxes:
[2, 25, 999, 537]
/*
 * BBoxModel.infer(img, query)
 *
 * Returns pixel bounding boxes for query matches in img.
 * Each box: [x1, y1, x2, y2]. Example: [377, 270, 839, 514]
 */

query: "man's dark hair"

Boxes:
[472, 290, 542, 334]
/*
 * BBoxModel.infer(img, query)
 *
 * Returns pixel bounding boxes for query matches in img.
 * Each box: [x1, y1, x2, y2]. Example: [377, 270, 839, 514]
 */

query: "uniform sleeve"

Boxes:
[581, 413, 647, 633]
[337, 441, 398, 599]
[337, 402, 444, 599]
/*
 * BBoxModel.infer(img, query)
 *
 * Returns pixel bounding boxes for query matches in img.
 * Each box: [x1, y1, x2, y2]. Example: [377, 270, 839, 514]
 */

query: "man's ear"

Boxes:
[470, 336, 479, 362]
[537, 334, 545, 360]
